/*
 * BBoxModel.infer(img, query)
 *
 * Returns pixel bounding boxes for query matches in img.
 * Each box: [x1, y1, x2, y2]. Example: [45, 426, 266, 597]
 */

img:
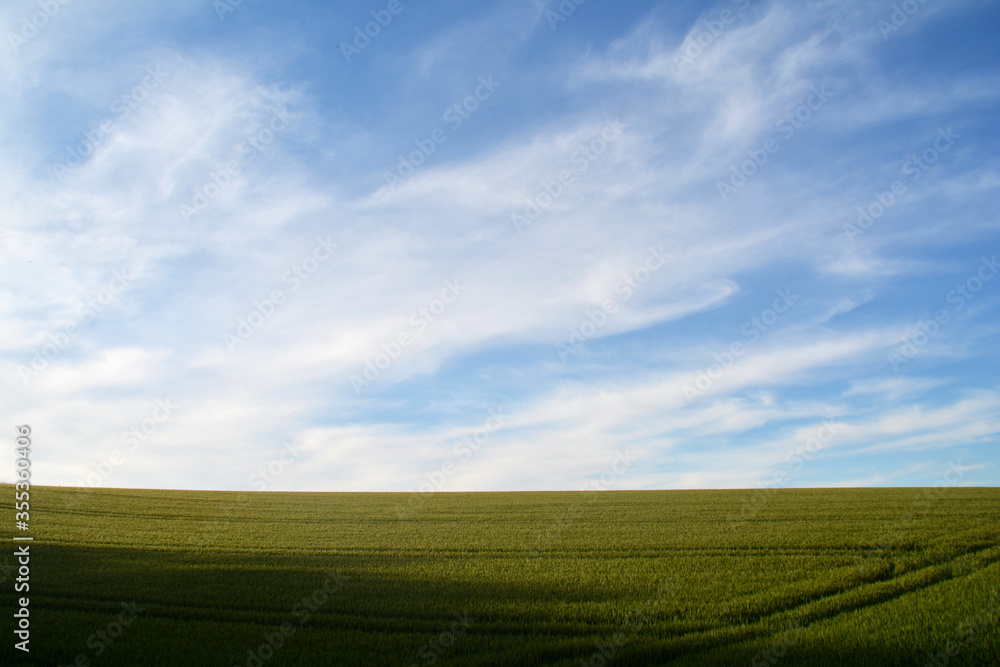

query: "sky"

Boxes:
[1, 0, 999, 494]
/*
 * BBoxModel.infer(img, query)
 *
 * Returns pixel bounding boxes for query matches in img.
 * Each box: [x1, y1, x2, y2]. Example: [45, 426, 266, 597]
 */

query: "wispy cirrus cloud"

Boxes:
[1, 0, 998, 491]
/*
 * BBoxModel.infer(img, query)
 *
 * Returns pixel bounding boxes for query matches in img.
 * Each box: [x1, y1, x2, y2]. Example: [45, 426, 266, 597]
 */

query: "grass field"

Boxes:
[2, 485, 998, 666]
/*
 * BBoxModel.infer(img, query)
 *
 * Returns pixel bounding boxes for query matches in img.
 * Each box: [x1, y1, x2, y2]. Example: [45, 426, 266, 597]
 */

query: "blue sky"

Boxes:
[2, 0, 999, 493]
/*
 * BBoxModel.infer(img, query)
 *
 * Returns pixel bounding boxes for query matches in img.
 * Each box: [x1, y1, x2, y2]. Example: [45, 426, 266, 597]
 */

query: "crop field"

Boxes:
[1, 485, 998, 666]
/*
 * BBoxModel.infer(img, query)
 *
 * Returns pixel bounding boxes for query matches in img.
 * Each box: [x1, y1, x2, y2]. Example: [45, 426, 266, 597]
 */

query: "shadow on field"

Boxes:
[4, 486, 999, 665]
[3, 541, 999, 666]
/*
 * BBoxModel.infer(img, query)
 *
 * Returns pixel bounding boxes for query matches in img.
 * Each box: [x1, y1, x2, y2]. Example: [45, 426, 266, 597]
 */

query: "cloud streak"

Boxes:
[2, 0, 999, 491]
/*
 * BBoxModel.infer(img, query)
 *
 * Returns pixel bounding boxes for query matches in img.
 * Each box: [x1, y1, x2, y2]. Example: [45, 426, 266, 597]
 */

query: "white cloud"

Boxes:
[2, 0, 998, 492]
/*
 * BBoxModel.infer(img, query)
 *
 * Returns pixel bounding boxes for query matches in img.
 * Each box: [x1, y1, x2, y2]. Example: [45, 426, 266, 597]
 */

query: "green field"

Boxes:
[2, 486, 998, 666]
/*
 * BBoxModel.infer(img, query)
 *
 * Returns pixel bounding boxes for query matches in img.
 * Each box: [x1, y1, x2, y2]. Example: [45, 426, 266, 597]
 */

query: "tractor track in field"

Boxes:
[25, 545, 1000, 648]
[645, 543, 1000, 661]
